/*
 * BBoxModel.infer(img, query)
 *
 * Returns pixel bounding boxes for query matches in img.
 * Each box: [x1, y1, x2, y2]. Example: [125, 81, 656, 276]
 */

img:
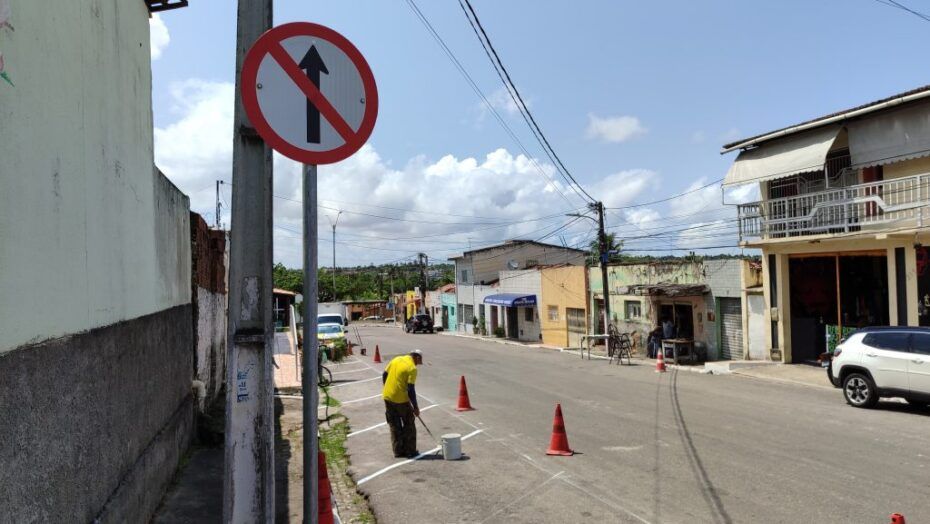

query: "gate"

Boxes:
[719, 297, 743, 360]
[566, 307, 586, 348]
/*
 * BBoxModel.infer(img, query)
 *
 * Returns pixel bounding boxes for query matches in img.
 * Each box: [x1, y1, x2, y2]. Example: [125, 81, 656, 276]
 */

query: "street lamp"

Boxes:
[327, 210, 343, 301]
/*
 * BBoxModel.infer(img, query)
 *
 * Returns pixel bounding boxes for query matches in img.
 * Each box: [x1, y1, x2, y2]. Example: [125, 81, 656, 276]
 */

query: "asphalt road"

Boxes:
[330, 326, 930, 524]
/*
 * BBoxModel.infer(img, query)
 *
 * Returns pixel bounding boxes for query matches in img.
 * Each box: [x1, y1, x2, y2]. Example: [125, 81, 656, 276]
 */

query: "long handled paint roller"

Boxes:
[415, 412, 444, 456]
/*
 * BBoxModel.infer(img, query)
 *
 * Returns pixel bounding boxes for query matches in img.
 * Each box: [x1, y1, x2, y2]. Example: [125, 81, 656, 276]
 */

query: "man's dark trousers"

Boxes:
[384, 400, 417, 457]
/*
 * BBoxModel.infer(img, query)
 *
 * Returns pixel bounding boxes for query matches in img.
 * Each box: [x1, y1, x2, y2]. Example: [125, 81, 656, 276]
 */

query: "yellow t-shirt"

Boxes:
[382, 355, 418, 404]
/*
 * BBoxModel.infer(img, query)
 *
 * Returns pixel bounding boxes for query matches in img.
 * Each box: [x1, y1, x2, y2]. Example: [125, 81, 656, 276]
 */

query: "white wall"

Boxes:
[747, 293, 767, 360]
[0, 0, 190, 353]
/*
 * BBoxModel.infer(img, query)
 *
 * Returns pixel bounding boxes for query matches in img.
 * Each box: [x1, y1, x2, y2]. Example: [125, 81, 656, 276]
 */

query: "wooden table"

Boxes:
[661, 338, 694, 365]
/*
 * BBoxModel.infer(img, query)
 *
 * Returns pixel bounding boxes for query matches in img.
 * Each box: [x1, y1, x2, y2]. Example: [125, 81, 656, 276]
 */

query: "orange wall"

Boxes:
[539, 266, 588, 347]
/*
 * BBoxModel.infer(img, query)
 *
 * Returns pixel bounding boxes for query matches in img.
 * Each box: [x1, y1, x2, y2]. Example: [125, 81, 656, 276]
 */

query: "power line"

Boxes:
[403, 0, 580, 208]
[605, 178, 725, 211]
[457, 0, 596, 204]
[872, 0, 930, 22]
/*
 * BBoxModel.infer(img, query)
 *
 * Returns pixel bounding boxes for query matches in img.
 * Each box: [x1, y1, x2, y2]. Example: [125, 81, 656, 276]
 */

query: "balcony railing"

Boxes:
[738, 173, 930, 241]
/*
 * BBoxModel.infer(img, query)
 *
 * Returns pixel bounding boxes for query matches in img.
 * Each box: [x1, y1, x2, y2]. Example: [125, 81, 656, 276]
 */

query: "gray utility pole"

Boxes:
[302, 164, 320, 524]
[224, 0, 274, 522]
[568, 201, 612, 335]
[327, 211, 343, 300]
[594, 201, 611, 332]
[417, 253, 428, 314]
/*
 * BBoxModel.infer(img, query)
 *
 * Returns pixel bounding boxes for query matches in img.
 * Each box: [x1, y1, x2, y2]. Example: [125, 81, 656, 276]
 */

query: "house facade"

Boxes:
[725, 86, 930, 363]
[588, 259, 761, 359]
[539, 265, 589, 348]
[450, 240, 586, 334]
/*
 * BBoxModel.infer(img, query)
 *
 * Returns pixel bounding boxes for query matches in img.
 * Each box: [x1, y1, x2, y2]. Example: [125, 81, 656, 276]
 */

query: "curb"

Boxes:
[439, 331, 563, 352]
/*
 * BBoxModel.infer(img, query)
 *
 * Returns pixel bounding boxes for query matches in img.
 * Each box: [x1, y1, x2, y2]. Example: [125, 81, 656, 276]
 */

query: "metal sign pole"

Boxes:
[302, 163, 320, 523]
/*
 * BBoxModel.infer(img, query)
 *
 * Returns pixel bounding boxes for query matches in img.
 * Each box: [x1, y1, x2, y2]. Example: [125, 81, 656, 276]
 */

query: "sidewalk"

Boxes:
[729, 363, 834, 390]
[438, 330, 564, 352]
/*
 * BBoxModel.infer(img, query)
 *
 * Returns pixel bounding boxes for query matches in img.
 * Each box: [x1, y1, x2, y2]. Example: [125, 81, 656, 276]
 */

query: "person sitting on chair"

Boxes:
[646, 325, 663, 358]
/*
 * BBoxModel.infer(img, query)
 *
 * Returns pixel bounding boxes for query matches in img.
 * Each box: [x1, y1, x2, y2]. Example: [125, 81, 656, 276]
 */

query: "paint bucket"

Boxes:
[441, 433, 462, 460]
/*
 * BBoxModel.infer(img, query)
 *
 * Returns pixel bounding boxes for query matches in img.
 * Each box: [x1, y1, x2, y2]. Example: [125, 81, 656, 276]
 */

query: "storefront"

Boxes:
[483, 293, 539, 342]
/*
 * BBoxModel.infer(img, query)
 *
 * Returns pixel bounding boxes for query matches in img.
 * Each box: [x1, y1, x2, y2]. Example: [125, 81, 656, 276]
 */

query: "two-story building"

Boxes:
[725, 86, 930, 364]
[450, 240, 586, 334]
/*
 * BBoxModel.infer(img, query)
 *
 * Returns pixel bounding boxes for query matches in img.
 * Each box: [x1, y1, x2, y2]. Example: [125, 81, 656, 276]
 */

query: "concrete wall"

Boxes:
[0, 2, 198, 521]
[746, 293, 767, 360]
[191, 214, 228, 409]
[500, 270, 542, 341]
[0, 0, 190, 353]
[539, 266, 587, 347]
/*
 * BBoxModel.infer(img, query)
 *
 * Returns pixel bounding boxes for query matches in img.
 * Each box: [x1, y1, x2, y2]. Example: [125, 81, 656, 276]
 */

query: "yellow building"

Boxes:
[539, 265, 589, 348]
[724, 86, 930, 363]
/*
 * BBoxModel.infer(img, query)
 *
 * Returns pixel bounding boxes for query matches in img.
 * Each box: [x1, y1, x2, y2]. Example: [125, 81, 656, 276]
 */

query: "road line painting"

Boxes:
[330, 375, 381, 388]
[356, 429, 484, 485]
[346, 404, 439, 438]
[340, 393, 382, 405]
[478, 471, 564, 524]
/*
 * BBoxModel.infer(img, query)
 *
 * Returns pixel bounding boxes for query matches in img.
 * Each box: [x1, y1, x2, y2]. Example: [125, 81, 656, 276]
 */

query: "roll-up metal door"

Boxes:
[719, 298, 743, 360]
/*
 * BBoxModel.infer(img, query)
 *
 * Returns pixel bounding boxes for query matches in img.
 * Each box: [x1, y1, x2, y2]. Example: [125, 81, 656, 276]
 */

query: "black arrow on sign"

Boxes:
[299, 45, 329, 144]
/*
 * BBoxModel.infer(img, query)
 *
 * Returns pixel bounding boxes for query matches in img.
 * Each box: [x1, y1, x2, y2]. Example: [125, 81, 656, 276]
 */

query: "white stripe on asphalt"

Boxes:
[346, 404, 439, 438]
[341, 393, 382, 405]
[331, 368, 375, 376]
[331, 376, 381, 388]
[356, 429, 484, 485]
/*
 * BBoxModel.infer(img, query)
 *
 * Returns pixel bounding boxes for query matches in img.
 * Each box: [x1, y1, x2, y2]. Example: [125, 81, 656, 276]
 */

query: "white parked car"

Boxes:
[829, 327, 930, 408]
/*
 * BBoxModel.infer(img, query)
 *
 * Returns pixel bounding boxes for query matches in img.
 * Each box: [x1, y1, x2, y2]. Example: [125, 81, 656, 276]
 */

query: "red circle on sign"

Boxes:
[241, 22, 379, 165]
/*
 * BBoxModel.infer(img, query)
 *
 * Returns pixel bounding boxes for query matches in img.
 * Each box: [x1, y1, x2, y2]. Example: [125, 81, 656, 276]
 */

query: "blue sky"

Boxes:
[149, 1, 930, 267]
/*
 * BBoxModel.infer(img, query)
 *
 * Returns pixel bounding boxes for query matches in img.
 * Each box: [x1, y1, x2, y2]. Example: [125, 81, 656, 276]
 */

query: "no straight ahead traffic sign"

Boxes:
[241, 22, 378, 165]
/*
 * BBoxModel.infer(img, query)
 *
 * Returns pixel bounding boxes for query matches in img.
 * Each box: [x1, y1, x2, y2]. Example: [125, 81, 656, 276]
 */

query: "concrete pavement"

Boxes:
[334, 326, 930, 524]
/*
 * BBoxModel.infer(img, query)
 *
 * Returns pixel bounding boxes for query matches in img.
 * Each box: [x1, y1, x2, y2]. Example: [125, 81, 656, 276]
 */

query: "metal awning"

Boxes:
[483, 294, 537, 307]
[618, 284, 708, 297]
[848, 98, 930, 168]
[723, 125, 842, 187]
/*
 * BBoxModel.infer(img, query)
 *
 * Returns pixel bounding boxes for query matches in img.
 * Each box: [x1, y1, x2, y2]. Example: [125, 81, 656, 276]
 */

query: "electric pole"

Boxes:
[568, 202, 612, 335]
[327, 211, 343, 301]
[417, 253, 428, 315]
[224, 0, 274, 522]
[594, 201, 611, 332]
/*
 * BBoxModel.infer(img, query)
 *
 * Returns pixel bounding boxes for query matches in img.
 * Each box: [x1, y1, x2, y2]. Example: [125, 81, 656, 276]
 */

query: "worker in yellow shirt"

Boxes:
[381, 349, 423, 458]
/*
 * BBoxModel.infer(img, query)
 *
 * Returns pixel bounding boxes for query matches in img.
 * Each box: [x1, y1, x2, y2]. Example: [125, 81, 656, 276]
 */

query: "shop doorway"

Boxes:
[659, 303, 694, 339]
[789, 254, 889, 363]
[506, 307, 518, 339]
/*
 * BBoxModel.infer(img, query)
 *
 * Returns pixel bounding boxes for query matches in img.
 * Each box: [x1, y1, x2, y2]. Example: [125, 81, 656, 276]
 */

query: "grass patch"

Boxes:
[323, 387, 341, 407]
[319, 415, 350, 472]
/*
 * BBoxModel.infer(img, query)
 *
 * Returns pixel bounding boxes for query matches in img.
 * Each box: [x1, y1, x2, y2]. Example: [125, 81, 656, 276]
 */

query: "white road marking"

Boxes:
[331, 376, 381, 388]
[274, 394, 304, 400]
[347, 404, 439, 438]
[341, 393, 382, 405]
[478, 471, 564, 524]
[356, 429, 484, 485]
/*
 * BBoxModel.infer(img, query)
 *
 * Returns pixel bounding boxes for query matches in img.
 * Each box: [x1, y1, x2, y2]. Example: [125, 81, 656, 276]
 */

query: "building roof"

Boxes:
[448, 239, 586, 260]
[618, 284, 709, 297]
[721, 84, 930, 153]
[273, 288, 297, 296]
[436, 283, 456, 294]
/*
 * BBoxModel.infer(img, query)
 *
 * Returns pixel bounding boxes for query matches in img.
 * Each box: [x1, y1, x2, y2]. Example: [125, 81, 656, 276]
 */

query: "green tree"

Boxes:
[588, 233, 623, 265]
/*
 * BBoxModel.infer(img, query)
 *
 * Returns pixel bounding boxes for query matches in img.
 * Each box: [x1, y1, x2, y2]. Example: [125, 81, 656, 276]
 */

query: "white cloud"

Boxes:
[154, 79, 658, 267]
[474, 86, 529, 124]
[691, 130, 706, 144]
[150, 14, 170, 60]
[585, 114, 646, 143]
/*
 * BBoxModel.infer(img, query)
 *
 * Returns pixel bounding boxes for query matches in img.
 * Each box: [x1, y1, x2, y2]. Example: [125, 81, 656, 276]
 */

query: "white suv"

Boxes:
[829, 327, 930, 408]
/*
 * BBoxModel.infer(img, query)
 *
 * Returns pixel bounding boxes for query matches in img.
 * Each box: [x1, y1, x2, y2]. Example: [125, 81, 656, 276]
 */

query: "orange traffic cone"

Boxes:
[546, 403, 573, 456]
[891, 514, 906, 524]
[373, 345, 382, 363]
[455, 376, 475, 411]
[318, 452, 334, 524]
[655, 348, 667, 373]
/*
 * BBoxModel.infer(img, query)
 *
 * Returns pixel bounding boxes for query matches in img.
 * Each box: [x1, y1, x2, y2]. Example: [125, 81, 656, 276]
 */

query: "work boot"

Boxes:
[405, 450, 420, 458]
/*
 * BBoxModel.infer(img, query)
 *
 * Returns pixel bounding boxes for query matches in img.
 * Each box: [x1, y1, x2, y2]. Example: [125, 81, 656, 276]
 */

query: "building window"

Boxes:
[462, 305, 474, 324]
[548, 305, 559, 321]
[525, 307, 534, 322]
[624, 300, 641, 320]
[460, 269, 469, 283]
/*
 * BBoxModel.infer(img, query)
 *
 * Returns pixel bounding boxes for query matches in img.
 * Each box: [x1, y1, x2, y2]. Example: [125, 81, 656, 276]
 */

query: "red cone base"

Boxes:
[546, 403, 573, 456]
[373, 344, 382, 363]
[891, 514, 906, 524]
[456, 375, 475, 411]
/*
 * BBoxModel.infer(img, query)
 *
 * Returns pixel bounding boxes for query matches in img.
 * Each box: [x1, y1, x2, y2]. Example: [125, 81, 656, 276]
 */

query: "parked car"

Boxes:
[363, 315, 383, 321]
[317, 323, 347, 345]
[405, 314, 434, 334]
[828, 326, 930, 408]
